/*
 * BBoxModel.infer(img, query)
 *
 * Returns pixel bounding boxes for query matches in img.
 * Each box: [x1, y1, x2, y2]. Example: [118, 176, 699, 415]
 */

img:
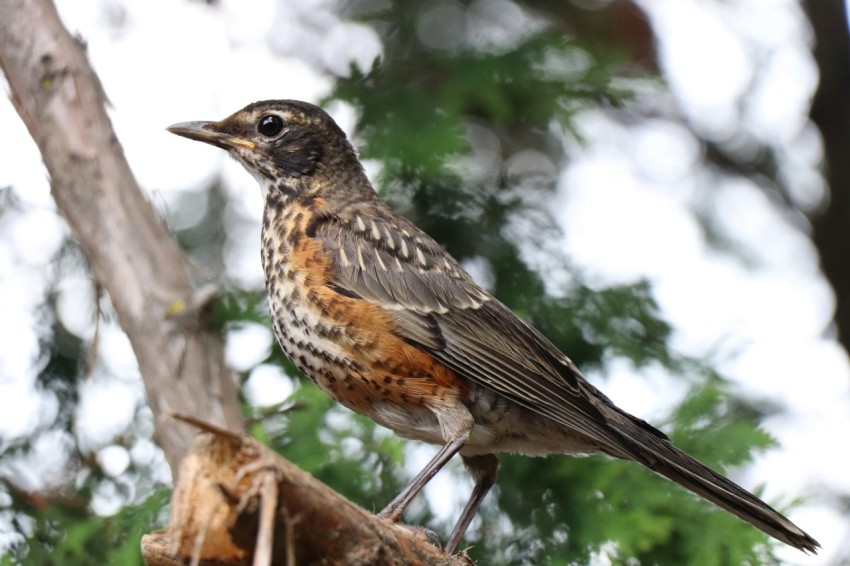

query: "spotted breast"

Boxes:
[260, 190, 475, 446]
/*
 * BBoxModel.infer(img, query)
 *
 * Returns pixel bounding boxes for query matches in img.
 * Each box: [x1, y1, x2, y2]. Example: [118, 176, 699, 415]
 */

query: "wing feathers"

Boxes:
[314, 204, 624, 448]
[307, 201, 819, 552]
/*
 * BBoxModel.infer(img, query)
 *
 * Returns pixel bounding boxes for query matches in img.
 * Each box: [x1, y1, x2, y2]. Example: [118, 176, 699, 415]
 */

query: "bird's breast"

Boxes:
[260, 198, 469, 429]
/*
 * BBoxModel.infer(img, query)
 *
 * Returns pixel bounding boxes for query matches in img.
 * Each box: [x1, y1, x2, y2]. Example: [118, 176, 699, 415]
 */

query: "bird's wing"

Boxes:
[312, 201, 666, 452]
[313, 203, 825, 553]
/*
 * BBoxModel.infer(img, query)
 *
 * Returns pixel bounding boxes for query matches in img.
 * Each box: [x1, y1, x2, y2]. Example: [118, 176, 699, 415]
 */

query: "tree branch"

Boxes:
[0, 0, 244, 473]
[142, 417, 469, 566]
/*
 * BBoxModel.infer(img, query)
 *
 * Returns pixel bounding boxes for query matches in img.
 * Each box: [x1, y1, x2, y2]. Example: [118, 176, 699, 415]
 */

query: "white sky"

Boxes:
[0, 0, 848, 563]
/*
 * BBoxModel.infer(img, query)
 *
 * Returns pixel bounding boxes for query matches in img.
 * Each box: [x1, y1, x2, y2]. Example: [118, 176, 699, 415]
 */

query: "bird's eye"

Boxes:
[257, 115, 284, 137]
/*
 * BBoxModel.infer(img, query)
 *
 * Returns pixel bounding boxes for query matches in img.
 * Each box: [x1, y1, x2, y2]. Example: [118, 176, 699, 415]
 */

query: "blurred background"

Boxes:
[1, 0, 848, 564]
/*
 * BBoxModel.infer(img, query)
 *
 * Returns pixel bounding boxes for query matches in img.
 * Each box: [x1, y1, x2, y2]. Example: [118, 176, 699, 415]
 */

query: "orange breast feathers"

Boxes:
[289, 221, 468, 408]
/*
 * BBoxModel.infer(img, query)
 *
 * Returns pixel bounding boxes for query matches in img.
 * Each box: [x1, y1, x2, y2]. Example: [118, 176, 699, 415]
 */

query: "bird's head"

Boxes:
[168, 99, 365, 197]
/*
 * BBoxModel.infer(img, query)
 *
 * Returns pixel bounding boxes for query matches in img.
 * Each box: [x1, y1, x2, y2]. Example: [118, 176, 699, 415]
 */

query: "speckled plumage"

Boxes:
[168, 100, 819, 555]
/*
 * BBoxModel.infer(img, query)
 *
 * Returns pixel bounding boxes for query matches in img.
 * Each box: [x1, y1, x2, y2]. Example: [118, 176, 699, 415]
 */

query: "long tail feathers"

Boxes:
[614, 417, 820, 553]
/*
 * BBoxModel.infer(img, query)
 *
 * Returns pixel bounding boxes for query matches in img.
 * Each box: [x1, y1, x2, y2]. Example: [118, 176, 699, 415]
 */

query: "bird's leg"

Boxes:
[445, 453, 499, 554]
[378, 433, 467, 523]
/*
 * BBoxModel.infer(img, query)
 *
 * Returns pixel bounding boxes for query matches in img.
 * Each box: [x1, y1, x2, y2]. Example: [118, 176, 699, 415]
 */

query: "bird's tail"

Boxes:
[612, 414, 820, 553]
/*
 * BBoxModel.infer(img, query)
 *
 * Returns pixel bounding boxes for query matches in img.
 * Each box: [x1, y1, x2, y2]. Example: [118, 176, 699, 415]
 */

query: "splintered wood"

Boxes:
[141, 417, 468, 566]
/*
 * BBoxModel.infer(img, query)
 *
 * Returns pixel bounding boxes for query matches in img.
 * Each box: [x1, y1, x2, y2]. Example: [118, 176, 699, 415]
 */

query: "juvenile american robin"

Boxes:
[168, 100, 819, 555]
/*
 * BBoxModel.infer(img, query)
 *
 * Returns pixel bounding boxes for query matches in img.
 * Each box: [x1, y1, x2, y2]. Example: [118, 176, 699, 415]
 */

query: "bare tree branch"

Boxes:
[0, 0, 244, 472]
[142, 417, 469, 566]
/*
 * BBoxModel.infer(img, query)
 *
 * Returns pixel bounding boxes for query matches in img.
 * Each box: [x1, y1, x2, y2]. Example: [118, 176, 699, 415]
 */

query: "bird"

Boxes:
[168, 99, 819, 555]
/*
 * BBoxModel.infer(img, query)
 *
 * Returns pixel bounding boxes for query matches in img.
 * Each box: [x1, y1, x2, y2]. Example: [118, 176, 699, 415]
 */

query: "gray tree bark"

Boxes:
[0, 0, 244, 473]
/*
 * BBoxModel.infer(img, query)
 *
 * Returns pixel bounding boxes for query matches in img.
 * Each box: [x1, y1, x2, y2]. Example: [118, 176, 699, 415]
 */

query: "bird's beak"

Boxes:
[166, 121, 256, 150]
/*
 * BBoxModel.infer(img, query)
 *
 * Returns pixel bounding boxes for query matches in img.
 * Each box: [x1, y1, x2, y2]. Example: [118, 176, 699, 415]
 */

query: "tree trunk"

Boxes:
[0, 0, 243, 473]
[803, 0, 850, 355]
